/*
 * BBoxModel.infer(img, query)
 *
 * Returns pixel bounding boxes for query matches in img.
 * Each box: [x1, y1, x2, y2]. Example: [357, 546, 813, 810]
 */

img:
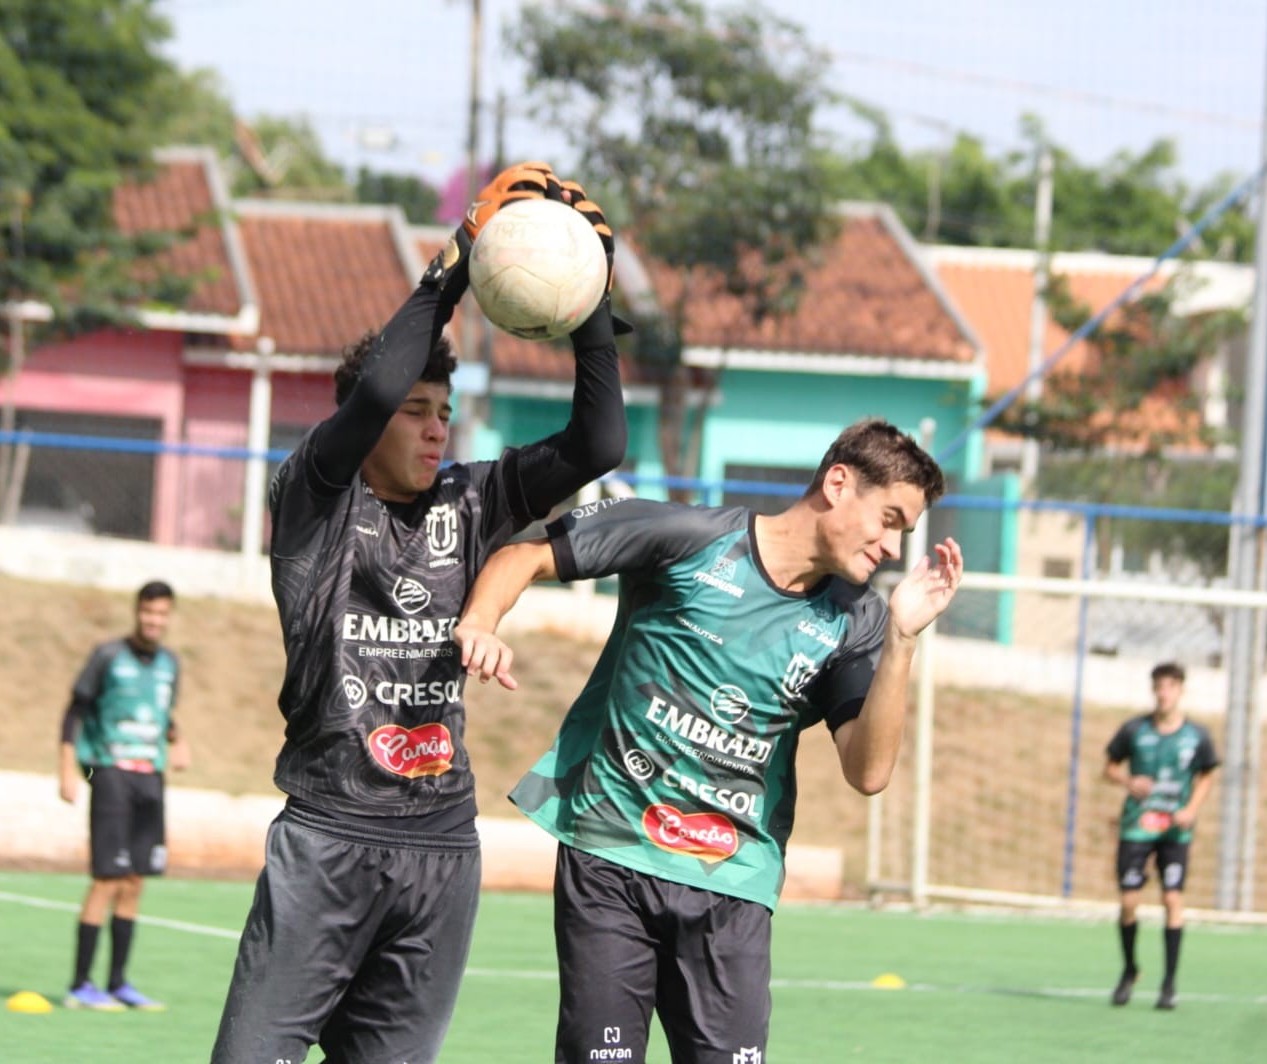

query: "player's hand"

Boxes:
[887, 537, 963, 640]
[454, 619, 519, 691]
[557, 177, 634, 341]
[557, 179, 615, 292]
[1127, 775, 1154, 800]
[422, 161, 559, 307]
[169, 737, 192, 772]
[462, 161, 559, 243]
[58, 773, 79, 804]
[1172, 805, 1196, 830]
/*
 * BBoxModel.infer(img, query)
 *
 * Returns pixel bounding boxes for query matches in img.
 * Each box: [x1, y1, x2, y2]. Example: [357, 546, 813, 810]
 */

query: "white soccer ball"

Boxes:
[468, 197, 609, 342]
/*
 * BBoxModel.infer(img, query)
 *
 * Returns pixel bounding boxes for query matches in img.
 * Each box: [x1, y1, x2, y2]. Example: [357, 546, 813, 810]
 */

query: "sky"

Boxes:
[158, 0, 1267, 195]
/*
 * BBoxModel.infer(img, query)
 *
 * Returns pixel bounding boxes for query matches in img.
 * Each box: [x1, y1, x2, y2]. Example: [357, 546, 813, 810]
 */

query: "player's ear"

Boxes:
[822, 463, 852, 504]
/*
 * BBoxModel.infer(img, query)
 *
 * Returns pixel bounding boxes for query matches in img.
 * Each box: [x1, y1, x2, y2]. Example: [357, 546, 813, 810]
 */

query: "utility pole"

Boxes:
[458, 0, 487, 461]
[1217, 24, 1267, 910]
[1020, 144, 1053, 485]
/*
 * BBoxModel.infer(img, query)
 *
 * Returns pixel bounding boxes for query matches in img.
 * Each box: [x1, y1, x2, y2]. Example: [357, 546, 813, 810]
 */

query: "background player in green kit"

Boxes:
[456, 418, 962, 1064]
[1104, 661, 1220, 1011]
[58, 579, 187, 1012]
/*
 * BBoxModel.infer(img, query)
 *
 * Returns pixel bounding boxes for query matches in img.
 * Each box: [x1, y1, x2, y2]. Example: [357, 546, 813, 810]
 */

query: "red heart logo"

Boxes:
[367, 723, 453, 778]
[642, 804, 738, 864]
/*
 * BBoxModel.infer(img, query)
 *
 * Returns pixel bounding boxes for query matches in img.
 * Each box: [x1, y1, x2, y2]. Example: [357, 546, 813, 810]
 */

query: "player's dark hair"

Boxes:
[333, 331, 457, 406]
[807, 418, 946, 505]
[137, 580, 174, 604]
[1151, 662, 1186, 683]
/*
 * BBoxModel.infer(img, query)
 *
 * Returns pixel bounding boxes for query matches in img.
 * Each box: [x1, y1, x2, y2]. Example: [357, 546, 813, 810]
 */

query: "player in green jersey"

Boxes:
[58, 580, 188, 1012]
[1104, 661, 1220, 1011]
[456, 418, 961, 1063]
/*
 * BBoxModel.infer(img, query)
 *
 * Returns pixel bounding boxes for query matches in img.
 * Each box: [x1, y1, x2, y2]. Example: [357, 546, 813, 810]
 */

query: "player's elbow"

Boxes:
[843, 761, 893, 796]
[583, 423, 627, 480]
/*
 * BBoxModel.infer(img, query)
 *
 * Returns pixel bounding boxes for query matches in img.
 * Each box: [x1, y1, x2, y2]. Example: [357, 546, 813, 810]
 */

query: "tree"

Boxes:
[508, 0, 843, 487]
[0, 0, 189, 331]
[1037, 453, 1238, 585]
[992, 270, 1245, 577]
[355, 168, 440, 224]
[993, 271, 1243, 455]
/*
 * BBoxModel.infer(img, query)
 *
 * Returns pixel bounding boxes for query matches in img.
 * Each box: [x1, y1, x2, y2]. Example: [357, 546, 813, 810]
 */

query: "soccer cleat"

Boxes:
[109, 984, 166, 1011]
[1155, 982, 1177, 1010]
[1110, 968, 1138, 1006]
[63, 982, 126, 1011]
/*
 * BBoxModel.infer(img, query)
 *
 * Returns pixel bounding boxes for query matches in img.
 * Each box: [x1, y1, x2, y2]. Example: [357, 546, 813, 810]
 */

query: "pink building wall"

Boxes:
[15, 330, 340, 550]
[13, 329, 184, 542]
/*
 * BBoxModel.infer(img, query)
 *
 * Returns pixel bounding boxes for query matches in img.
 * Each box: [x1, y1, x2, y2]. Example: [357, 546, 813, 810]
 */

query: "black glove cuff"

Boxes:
[570, 296, 632, 349]
[420, 229, 472, 309]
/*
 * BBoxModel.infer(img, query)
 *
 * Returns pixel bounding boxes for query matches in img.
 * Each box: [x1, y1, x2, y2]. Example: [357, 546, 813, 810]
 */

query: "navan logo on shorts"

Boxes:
[367, 722, 454, 778]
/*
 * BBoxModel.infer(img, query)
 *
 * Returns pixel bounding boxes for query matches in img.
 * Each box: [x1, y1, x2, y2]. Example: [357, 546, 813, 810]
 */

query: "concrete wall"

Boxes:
[0, 771, 844, 901]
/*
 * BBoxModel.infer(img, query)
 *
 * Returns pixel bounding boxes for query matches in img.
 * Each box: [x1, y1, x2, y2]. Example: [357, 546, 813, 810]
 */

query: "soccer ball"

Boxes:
[468, 198, 609, 341]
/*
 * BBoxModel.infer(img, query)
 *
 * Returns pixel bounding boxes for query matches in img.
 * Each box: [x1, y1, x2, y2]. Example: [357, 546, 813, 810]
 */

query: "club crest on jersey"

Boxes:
[426, 504, 458, 558]
[780, 652, 819, 704]
[642, 804, 738, 863]
[368, 722, 454, 778]
[392, 576, 432, 614]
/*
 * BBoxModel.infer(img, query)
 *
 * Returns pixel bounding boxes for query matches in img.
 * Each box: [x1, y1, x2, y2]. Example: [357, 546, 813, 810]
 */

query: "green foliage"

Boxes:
[509, 0, 843, 482]
[355, 168, 440, 224]
[831, 112, 1253, 259]
[0, 0, 181, 330]
[1038, 454, 1238, 577]
[509, 0, 842, 325]
[991, 269, 1244, 455]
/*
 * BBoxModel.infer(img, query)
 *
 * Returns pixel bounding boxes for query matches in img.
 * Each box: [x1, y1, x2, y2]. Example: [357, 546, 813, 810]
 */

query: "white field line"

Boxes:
[3, 890, 1265, 1005]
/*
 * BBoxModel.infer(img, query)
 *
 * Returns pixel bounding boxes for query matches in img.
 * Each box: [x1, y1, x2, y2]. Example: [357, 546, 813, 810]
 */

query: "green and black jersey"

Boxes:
[71, 639, 180, 770]
[1106, 714, 1220, 843]
[510, 498, 889, 909]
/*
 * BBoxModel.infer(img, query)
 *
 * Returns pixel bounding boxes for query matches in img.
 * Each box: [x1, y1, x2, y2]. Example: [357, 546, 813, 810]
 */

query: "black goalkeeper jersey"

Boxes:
[268, 446, 528, 817]
[262, 277, 625, 821]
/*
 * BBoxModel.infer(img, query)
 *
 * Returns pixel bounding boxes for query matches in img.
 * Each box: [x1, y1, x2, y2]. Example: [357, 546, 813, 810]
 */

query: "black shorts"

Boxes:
[553, 843, 772, 1064]
[86, 765, 166, 879]
[211, 804, 482, 1064]
[1117, 837, 1191, 892]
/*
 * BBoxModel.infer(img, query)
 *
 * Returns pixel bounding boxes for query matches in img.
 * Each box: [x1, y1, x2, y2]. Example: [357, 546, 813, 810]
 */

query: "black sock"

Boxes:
[1119, 920, 1138, 974]
[108, 917, 135, 992]
[1163, 926, 1183, 985]
[73, 922, 100, 988]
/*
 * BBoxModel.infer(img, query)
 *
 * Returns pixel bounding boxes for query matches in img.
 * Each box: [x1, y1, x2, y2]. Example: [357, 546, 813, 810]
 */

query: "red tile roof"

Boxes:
[648, 210, 978, 363]
[932, 252, 1166, 394]
[929, 248, 1205, 451]
[238, 207, 412, 355]
[112, 155, 242, 317]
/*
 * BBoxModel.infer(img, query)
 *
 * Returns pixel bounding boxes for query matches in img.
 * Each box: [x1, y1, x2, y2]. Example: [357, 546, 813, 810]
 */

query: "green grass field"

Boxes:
[1, 871, 1263, 1063]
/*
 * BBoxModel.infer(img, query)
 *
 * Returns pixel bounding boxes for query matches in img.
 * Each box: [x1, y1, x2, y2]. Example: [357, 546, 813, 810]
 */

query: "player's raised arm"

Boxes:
[455, 538, 559, 690]
[835, 536, 963, 795]
[512, 178, 629, 519]
[310, 162, 563, 487]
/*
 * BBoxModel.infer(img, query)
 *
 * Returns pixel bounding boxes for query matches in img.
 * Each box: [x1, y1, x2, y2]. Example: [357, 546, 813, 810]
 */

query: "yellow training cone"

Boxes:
[871, 973, 907, 990]
[7, 991, 54, 1014]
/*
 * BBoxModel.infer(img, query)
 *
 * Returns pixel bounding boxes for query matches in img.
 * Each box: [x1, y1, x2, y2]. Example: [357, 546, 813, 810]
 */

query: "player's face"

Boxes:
[824, 469, 924, 584]
[134, 596, 172, 650]
[1152, 675, 1183, 716]
[362, 382, 452, 500]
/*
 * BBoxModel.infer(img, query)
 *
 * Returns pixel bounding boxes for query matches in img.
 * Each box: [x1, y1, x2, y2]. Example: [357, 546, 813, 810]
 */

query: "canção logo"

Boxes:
[642, 803, 738, 863]
[367, 722, 454, 778]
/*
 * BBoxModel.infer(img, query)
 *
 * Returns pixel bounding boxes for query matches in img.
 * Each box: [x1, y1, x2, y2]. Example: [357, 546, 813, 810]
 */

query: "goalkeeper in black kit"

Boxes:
[211, 162, 628, 1064]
